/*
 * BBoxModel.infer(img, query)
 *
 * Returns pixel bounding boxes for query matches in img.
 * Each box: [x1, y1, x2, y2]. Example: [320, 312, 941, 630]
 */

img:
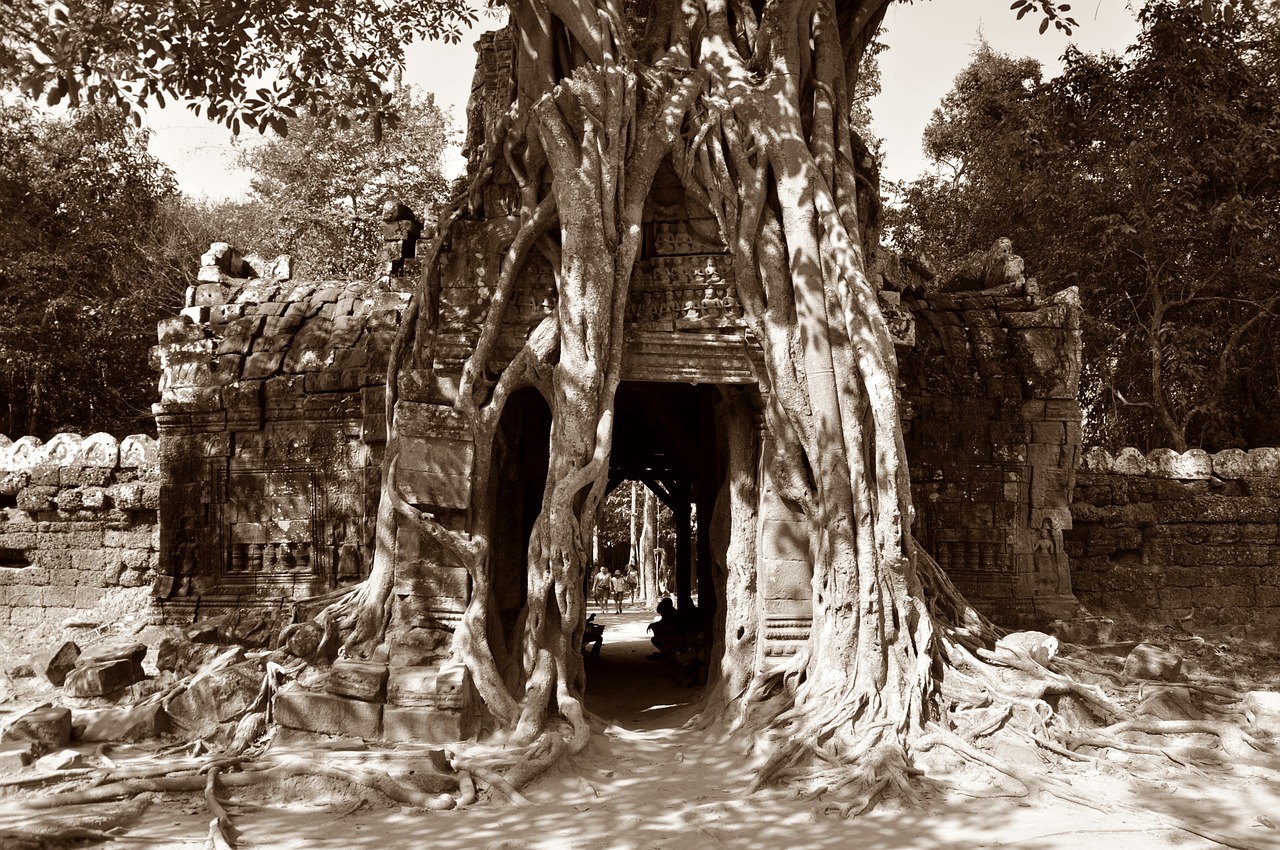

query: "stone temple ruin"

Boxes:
[137, 244, 1084, 738]
[0, 32, 1141, 748]
[119, 34, 1090, 742]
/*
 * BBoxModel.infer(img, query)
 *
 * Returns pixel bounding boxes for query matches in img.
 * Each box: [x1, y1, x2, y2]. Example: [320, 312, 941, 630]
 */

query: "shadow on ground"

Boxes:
[106, 602, 1259, 849]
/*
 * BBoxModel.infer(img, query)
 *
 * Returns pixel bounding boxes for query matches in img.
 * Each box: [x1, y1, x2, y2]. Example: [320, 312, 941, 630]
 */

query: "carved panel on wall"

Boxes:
[217, 462, 329, 592]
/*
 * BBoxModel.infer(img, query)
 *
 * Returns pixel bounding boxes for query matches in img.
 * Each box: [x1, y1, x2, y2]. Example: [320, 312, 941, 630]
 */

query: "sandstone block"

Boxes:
[166, 663, 261, 738]
[32, 640, 81, 686]
[36, 748, 85, 771]
[1243, 691, 1280, 736]
[386, 666, 437, 707]
[1048, 617, 1114, 645]
[1136, 686, 1201, 722]
[1212, 448, 1251, 479]
[0, 741, 34, 774]
[1247, 447, 1280, 476]
[1123, 643, 1182, 681]
[156, 636, 226, 674]
[64, 656, 146, 697]
[78, 433, 120, 467]
[381, 706, 465, 744]
[78, 640, 147, 667]
[274, 690, 382, 739]
[1, 706, 72, 753]
[75, 702, 171, 743]
[325, 660, 388, 703]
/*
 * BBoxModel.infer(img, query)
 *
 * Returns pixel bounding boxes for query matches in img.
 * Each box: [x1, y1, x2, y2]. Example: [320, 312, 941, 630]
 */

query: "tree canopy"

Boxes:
[0, 0, 476, 136]
[0, 102, 191, 437]
[888, 0, 1280, 450]
[223, 85, 453, 279]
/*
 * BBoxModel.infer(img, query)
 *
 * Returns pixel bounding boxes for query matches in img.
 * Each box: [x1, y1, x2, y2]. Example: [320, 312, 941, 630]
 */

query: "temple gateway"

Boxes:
[149, 31, 1084, 741]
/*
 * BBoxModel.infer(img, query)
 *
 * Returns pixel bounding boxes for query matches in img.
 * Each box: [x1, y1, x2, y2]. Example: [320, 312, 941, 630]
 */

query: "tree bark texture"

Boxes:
[342, 0, 986, 796]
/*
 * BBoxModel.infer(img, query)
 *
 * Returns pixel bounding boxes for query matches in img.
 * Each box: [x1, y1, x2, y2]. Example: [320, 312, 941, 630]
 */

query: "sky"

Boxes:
[145, 0, 1141, 201]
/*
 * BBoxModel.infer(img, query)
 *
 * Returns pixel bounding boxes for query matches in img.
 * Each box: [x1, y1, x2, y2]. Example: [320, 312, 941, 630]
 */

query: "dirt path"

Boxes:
[93, 608, 1277, 849]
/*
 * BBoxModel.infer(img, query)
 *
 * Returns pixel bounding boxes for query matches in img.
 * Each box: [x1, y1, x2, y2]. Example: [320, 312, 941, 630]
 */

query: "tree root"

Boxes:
[0, 793, 155, 848]
[206, 768, 236, 850]
[17, 752, 459, 814]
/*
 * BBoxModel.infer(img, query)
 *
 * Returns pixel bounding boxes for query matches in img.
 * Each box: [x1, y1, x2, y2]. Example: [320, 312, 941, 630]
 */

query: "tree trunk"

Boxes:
[333, 0, 1068, 802]
[639, 486, 658, 607]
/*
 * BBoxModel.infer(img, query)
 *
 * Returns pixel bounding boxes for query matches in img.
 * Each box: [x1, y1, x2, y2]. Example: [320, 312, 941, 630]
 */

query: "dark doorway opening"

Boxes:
[585, 381, 729, 722]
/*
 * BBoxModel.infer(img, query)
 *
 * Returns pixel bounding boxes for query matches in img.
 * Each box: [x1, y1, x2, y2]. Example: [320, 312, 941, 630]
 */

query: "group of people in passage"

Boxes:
[591, 564, 639, 614]
[586, 563, 706, 686]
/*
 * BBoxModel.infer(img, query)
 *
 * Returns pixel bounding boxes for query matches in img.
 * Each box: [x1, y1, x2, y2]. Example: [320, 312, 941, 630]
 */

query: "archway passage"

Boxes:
[583, 381, 731, 722]
[609, 381, 724, 627]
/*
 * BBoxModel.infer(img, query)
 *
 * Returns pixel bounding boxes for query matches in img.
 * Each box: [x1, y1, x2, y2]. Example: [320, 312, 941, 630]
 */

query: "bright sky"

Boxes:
[146, 0, 1140, 201]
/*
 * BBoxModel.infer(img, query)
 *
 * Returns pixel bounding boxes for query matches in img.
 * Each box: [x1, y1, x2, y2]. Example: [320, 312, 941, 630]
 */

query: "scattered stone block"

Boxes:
[382, 706, 464, 744]
[1136, 686, 1200, 721]
[156, 636, 227, 674]
[74, 703, 171, 743]
[64, 658, 146, 697]
[1048, 616, 1114, 645]
[1, 705, 72, 753]
[32, 641, 81, 687]
[273, 690, 382, 739]
[78, 641, 147, 667]
[1243, 691, 1280, 736]
[995, 631, 1059, 666]
[0, 741, 35, 774]
[36, 748, 84, 771]
[184, 620, 223, 644]
[325, 660, 388, 703]
[1123, 643, 1182, 681]
[166, 663, 261, 738]
[64, 641, 148, 697]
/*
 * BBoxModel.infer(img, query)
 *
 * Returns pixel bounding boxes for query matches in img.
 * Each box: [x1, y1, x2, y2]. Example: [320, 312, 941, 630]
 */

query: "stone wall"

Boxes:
[1067, 447, 1280, 629]
[891, 276, 1084, 626]
[0, 433, 160, 640]
[151, 269, 410, 619]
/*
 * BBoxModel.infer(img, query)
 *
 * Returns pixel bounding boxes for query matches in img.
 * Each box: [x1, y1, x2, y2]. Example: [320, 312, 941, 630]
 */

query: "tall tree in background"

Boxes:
[0, 103, 188, 437]
[888, 1, 1280, 450]
[230, 86, 453, 279]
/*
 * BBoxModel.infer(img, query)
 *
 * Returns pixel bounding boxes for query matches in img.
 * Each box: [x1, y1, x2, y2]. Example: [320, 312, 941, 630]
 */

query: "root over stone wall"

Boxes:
[0, 433, 160, 643]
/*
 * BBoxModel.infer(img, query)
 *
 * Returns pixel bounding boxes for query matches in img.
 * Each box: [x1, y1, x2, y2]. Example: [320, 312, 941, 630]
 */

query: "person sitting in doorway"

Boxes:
[647, 598, 705, 686]
[647, 597, 690, 659]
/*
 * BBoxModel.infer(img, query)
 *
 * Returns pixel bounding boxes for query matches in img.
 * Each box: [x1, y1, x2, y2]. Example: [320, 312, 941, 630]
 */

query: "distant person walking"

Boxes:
[592, 565, 611, 609]
[609, 570, 628, 614]
[626, 565, 640, 605]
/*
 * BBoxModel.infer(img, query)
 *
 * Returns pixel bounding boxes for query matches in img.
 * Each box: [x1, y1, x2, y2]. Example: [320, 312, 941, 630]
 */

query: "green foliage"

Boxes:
[887, 1, 1280, 451]
[0, 102, 196, 437]
[0, 0, 476, 135]
[224, 86, 453, 279]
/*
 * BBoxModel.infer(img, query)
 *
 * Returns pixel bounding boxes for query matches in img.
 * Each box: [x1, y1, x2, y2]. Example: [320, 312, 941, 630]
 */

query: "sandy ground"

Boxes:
[4, 607, 1280, 849]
